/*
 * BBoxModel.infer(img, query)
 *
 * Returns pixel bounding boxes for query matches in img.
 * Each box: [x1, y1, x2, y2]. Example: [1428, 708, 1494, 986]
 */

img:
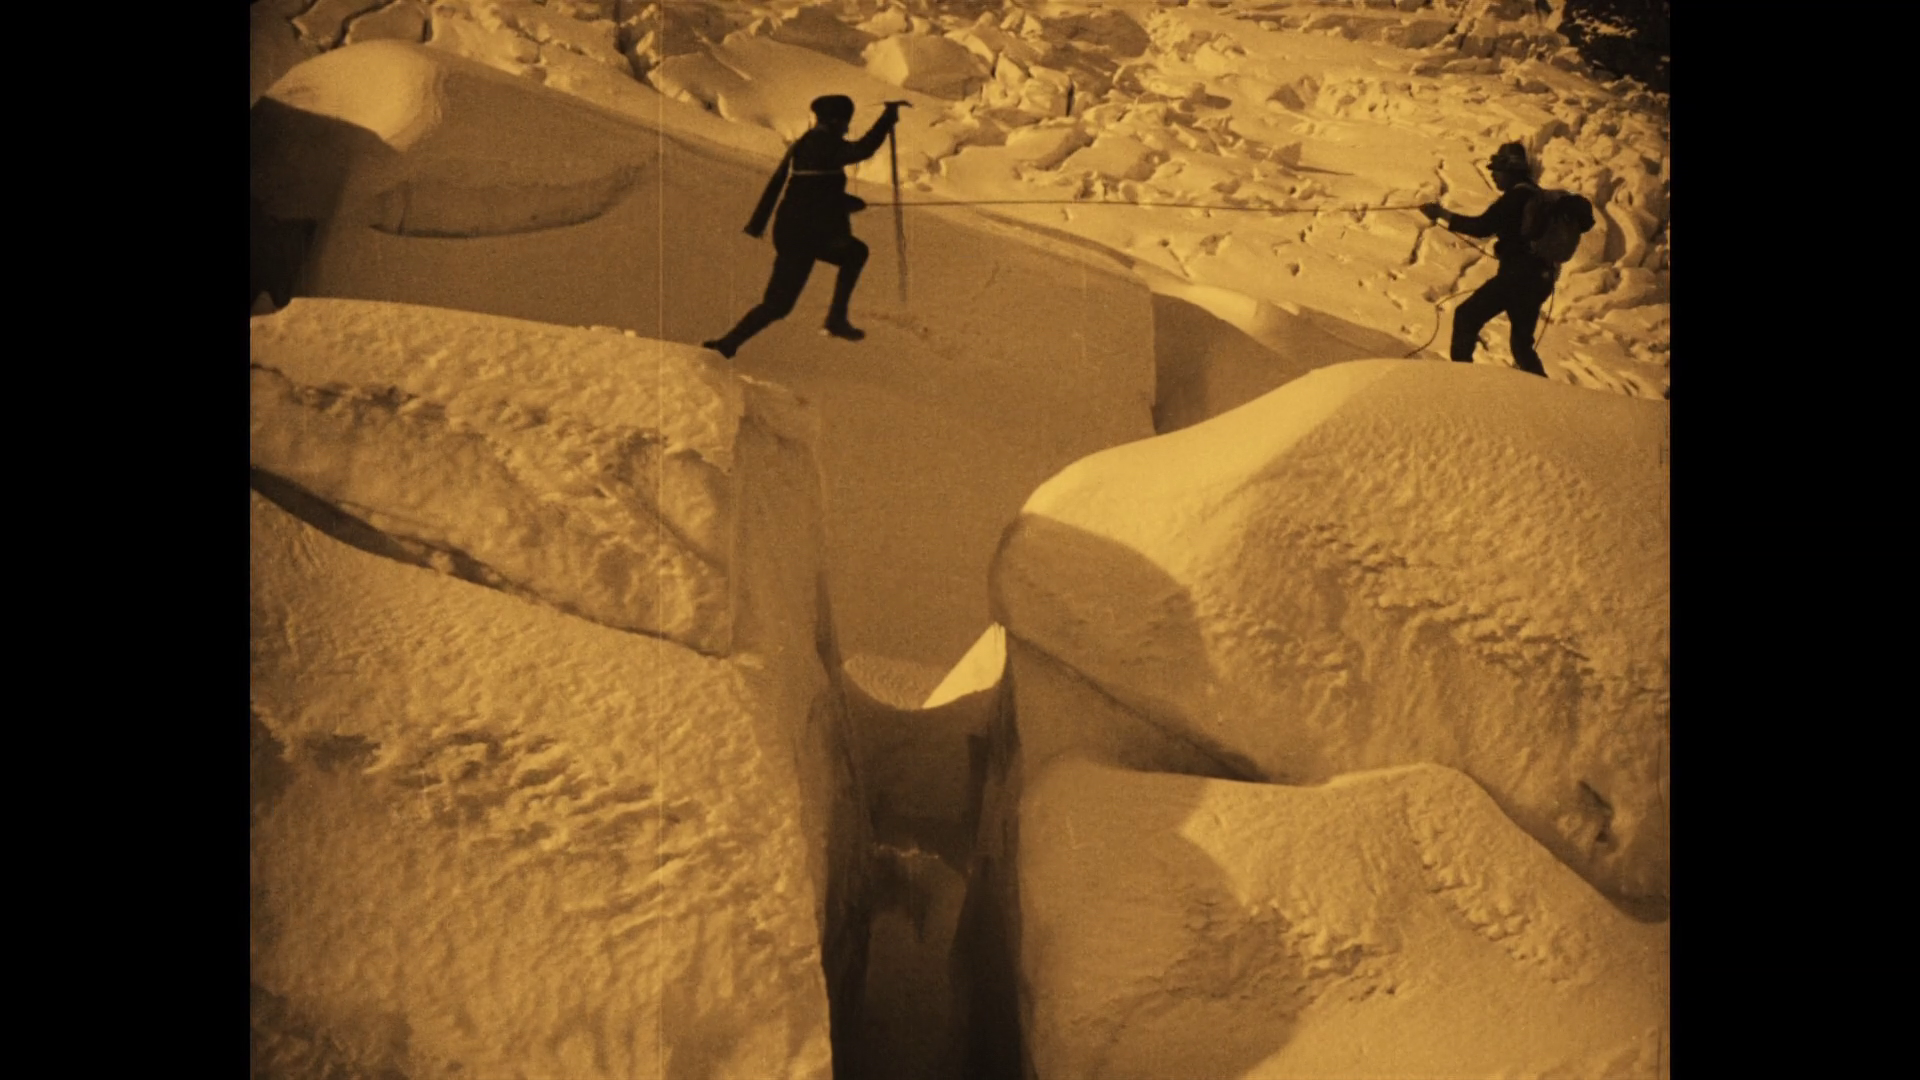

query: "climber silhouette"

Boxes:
[703, 95, 906, 359]
[1421, 141, 1560, 378]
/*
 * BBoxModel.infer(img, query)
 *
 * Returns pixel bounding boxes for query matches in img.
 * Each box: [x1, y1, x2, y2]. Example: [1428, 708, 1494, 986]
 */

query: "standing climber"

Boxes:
[703, 95, 908, 359]
[1421, 141, 1591, 378]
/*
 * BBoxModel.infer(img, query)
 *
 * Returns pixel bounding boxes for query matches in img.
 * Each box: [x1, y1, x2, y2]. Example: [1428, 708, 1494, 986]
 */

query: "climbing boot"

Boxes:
[823, 256, 866, 343]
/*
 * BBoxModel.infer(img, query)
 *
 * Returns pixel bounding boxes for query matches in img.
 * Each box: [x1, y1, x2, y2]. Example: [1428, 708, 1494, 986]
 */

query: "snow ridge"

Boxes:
[249, 300, 762, 657]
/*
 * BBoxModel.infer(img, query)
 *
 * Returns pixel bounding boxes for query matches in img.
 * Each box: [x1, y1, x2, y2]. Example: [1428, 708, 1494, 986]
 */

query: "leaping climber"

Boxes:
[703, 95, 908, 359]
[1420, 141, 1596, 378]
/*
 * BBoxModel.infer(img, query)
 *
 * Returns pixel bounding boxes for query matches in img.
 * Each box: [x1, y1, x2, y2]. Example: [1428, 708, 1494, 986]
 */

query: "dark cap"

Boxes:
[1489, 141, 1531, 174]
[810, 94, 855, 123]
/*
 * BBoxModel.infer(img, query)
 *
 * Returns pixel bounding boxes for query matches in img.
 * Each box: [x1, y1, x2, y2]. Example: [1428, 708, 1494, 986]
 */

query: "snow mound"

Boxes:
[291, 0, 386, 49]
[649, 33, 958, 167]
[250, 298, 811, 656]
[763, 4, 879, 66]
[344, 0, 429, 47]
[864, 32, 984, 99]
[251, 294, 871, 1078]
[1268, 0, 1468, 51]
[994, 360, 1670, 905]
[1147, 275, 1416, 432]
[252, 41, 646, 238]
[1059, 132, 1159, 183]
[251, 1, 321, 105]
[250, 494, 838, 1079]
[1003, 124, 1091, 170]
[1018, 759, 1669, 1079]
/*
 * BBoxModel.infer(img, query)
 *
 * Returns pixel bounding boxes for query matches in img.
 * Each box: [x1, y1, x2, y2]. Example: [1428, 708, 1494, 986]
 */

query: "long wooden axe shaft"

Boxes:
[885, 100, 910, 305]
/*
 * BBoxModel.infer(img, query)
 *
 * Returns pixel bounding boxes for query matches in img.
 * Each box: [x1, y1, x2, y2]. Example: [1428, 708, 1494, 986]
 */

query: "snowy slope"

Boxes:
[252, 1, 1670, 400]
[252, 39, 1159, 687]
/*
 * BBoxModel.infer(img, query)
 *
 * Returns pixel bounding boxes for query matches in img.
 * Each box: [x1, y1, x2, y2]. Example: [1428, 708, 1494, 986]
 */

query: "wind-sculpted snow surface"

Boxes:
[250, 298, 793, 655]
[994, 360, 1670, 906]
[250, 300, 868, 1078]
[1019, 760, 1669, 1079]
[250, 497, 836, 1080]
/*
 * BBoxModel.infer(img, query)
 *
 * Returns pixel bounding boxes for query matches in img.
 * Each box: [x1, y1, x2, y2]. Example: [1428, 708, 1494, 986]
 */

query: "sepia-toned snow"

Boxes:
[250, 2, 1669, 1077]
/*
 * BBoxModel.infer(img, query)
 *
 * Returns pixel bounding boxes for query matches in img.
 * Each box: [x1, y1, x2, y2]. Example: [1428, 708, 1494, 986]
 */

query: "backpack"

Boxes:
[1520, 187, 1597, 265]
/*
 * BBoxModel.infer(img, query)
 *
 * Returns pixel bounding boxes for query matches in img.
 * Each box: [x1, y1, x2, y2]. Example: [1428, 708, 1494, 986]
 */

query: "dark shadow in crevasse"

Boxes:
[935, 516, 1301, 1080]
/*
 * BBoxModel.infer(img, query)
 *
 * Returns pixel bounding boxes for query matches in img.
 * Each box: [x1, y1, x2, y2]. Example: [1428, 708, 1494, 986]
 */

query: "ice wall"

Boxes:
[250, 299, 866, 1079]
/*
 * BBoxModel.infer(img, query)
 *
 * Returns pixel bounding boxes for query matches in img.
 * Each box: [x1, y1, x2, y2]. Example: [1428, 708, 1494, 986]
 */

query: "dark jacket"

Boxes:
[1448, 182, 1553, 281]
[746, 116, 897, 251]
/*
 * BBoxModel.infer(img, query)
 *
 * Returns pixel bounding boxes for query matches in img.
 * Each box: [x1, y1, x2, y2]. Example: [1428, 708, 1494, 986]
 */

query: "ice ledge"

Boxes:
[249, 298, 817, 655]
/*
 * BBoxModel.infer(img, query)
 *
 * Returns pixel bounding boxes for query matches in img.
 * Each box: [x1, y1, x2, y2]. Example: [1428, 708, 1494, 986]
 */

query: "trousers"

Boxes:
[1451, 269, 1553, 377]
[717, 237, 869, 348]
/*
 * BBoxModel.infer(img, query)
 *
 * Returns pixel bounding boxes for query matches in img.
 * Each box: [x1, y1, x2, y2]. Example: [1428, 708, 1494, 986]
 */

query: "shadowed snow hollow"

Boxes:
[993, 360, 1671, 906]
[250, 300, 865, 1080]
[250, 40, 647, 240]
[1018, 760, 1669, 1079]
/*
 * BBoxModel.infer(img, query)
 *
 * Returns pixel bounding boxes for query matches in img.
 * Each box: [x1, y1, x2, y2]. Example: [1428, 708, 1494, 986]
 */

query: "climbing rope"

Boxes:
[883, 195, 1561, 364]
[889, 197, 1434, 214]
[1404, 283, 1476, 359]
[1409, 226, 1560, 363]
[1406, 267, 1560, 362]
[1444, 233, 1495, 260]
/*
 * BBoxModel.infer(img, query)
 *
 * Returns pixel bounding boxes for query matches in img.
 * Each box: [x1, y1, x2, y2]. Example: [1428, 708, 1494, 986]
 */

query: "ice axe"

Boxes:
[884, 99, 912, 305]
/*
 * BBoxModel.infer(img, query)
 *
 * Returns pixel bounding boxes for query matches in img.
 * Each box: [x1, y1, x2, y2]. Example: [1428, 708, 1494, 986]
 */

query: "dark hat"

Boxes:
[810, 94, 855, 123]
[1489, 141, 1531, 173]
